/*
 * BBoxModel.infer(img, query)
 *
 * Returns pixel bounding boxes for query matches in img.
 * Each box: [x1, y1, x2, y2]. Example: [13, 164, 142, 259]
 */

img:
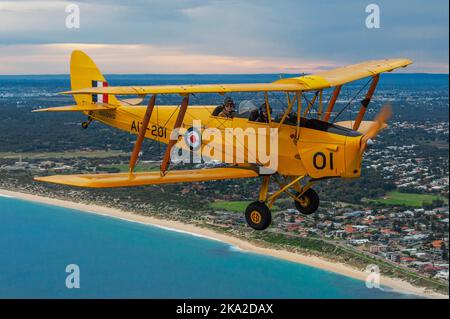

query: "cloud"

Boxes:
[0, 0, 448, 74]
[0, 43, 337, 74]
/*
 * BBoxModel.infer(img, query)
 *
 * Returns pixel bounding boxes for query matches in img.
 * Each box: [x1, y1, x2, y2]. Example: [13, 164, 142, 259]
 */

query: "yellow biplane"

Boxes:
[34, 50, 412, 230]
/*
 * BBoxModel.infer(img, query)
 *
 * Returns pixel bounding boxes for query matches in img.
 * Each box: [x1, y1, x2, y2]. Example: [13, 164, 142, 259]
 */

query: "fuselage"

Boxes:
[86, 105, 364, 179]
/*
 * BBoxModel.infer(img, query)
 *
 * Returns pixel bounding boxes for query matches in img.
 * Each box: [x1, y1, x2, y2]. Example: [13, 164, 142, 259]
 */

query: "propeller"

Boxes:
[359, 103, 392, 154]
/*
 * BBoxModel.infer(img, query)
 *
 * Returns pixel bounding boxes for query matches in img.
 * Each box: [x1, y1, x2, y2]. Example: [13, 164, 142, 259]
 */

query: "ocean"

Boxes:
[0, 195, 418, 298]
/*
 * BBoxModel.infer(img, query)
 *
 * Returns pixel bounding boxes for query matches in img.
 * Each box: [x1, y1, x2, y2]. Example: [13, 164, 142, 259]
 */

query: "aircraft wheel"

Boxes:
[245, 201, 272, 231]
[294, 188, 319, 215]
[81, 121, 89, 129]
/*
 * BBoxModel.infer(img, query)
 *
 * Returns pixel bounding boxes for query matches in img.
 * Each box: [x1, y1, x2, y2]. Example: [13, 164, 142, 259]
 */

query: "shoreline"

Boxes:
[1, 188, 448, 299]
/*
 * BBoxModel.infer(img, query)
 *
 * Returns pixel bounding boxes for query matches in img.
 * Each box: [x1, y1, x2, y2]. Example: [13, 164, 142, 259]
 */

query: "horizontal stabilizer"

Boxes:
[120, 98, 144, 106]
[335, 121, 388, 135]
[34, 167, 259, 188]
[32, 104, 116, 112]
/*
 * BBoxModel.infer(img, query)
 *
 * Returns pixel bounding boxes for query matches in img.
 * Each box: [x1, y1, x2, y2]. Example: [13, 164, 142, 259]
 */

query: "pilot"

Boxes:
[217, 97, 236, 118]
[249, 102, 272, 123]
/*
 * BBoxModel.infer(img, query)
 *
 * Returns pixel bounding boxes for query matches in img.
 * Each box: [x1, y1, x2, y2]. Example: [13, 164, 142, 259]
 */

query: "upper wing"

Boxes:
[62, 83, 307, 95]
[61, 58, 412, 96]
[34, 167, 259, 188]
[275, 58, 412, 87]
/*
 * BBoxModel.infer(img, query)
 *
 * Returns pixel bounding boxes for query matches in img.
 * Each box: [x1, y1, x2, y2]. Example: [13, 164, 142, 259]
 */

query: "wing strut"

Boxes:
[353, 75, 379, 130]
[129, 94, 157, 173]
[323, 86, 341, 122]
[302, 91, 319, 117]
[160, 95, 189, 175]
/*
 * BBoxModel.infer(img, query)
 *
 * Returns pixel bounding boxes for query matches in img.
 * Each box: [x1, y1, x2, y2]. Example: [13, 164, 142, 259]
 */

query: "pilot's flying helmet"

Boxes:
[224, 97, 235, 107]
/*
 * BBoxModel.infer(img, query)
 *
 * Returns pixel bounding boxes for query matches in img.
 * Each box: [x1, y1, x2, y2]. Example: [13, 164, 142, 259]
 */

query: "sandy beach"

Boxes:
[1, 188, 448, 299]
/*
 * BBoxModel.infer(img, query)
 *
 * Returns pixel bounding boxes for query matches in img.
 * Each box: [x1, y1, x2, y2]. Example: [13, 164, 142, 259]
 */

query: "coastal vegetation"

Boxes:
[102, 163, 160, 173]
[369, 191, 448, 208]
[210, 201, 252, 212]
[210, 200, 279, 212]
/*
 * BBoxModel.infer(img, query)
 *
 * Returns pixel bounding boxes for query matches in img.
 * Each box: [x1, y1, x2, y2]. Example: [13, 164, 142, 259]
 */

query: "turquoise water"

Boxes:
[0, 196, 417, 298]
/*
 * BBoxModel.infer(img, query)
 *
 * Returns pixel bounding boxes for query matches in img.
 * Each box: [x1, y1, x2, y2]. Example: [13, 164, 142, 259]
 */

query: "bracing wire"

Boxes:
[331, 78, 372, 123]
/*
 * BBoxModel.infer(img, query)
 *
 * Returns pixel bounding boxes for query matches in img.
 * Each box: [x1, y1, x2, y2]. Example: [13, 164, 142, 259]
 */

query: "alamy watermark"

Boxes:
[65, 264, 80, 289]
[365, 264, 383, 290]
[135, 120, 280, 174]
[365, 4, 380, 29]
[65, 3, 80, 29]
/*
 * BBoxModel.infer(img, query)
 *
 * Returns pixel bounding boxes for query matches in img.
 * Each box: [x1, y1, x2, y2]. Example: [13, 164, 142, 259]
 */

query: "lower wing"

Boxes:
[34, 167, 259, 188]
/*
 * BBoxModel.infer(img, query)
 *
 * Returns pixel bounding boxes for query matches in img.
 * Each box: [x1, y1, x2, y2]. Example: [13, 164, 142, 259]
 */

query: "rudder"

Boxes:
[70, 50, 120, 107]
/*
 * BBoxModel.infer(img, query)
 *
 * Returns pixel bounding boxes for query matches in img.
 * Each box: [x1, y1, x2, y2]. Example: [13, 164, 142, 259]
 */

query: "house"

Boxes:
[369, 245, 387, 253]
[349, 239, 369, 245]
[432, 240, 443, 249]
[434, 270, 449, 280]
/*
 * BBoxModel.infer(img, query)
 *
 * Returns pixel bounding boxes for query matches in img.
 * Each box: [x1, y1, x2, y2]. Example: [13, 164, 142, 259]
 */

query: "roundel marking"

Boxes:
[184, 127, 202, 151]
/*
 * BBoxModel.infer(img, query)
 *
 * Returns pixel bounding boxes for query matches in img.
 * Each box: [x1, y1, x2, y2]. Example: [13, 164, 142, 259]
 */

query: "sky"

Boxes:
[0, 0, 448, 74]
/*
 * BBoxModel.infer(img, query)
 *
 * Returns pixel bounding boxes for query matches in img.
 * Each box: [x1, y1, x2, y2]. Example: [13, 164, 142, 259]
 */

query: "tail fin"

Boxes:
[70, 50, 120, 107]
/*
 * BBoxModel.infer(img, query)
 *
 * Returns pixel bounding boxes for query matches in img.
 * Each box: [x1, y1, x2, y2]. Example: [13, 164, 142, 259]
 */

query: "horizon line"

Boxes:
[0, 72, 449, 77]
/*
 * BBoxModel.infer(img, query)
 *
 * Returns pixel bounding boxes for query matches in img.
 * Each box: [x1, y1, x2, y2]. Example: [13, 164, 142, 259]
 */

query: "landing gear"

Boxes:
[294, 188, 320, 215]
[81, 116, 93, 129]
[243, 175, 319, 230]
[245, 201, 272, 231]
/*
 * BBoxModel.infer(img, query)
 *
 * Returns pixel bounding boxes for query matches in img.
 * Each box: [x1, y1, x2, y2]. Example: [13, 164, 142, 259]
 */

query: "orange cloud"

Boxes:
[0, 43, 447, 74]
[0, 43, 337, 75]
